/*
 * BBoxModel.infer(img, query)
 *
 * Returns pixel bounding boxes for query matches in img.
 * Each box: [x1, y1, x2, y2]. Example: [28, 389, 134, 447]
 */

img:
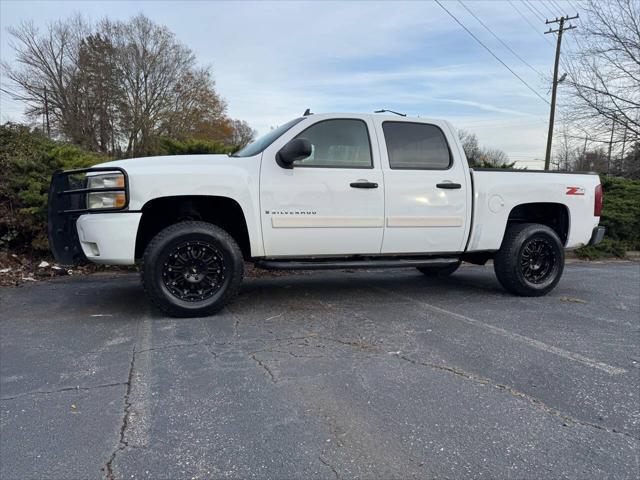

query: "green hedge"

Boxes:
[575, 176, 640, 259]
[153, 136, 234, 156]
[0, 124, 104, 252]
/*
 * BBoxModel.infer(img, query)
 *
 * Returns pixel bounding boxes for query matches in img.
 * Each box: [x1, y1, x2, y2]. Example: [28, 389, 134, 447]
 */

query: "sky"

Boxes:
[0, 0, 585, 167]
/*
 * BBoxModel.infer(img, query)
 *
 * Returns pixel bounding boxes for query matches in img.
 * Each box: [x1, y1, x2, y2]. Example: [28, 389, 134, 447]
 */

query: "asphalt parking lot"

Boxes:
[1, 261, 638, 479]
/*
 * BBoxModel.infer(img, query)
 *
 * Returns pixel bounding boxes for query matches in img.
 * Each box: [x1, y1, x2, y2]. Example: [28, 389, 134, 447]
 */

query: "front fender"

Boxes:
[124, 157, 263, 257]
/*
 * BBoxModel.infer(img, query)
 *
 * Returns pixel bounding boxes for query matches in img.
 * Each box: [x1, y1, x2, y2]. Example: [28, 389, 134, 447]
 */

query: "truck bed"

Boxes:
[467, 169, 601, 252]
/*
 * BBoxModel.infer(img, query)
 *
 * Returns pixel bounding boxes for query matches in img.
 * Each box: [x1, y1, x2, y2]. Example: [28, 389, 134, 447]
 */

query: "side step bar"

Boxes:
[255, 257, 459, 271]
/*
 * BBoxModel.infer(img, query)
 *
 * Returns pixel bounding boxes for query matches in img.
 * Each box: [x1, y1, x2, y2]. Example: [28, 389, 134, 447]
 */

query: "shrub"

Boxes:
[154, 136, 234, 155]
[0, 124, 104, 252]
[575, 176, 640, 258]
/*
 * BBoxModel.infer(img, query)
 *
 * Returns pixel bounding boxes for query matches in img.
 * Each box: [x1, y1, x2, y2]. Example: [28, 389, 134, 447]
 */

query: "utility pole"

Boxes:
[543, 14, 578, 171]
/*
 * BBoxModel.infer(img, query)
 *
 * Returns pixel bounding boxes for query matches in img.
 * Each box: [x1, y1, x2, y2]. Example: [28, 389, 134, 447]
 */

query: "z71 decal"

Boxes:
[566, 186, 585, 196]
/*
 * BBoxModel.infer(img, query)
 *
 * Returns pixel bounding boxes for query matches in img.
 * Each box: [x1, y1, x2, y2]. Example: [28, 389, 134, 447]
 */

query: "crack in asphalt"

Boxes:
[0, 382, 127, 401]
[259, 348, 326, 359]
[249, 330, 639, 443]
[249, 352, 277, 383]
[202, 326, 221, 361]
[135, 342, 203, 355]
[226, 306, 242, 338]
[203, 341, 219, 360]
[371, 285, 627, 376]
[103, 343, 137, 480]
[266, 334, 380, 353]
[319, 456, 341, 480]
[393, 353, 639, 442]
[247, 334, 381, 382]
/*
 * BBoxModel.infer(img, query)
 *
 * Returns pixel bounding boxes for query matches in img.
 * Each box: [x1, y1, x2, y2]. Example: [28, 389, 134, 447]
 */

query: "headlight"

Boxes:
[86, 173, 126, 209]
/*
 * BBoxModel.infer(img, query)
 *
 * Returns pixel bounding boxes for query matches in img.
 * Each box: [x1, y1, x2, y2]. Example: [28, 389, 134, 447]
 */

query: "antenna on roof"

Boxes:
[303, 108, 313, 116]
[374, 109, 406, 117]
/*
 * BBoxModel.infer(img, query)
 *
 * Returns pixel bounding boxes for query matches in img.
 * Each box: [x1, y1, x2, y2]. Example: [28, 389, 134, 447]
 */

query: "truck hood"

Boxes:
[95, 154, 243, 171]
[92, 153, 261, 211]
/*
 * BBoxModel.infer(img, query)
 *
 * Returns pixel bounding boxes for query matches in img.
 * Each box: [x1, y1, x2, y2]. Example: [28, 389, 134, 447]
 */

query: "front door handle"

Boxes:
[436, 182, 462, 189]
[350, 181, 378, 189]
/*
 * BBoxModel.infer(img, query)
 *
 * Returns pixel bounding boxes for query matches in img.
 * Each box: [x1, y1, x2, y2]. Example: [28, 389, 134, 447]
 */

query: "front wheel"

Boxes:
[494, 223, 564, 296]
[141, 221, 244, 317]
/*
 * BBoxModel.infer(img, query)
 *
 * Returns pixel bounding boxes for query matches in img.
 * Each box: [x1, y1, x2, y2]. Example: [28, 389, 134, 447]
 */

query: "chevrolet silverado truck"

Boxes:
[48, 112, 605, 317]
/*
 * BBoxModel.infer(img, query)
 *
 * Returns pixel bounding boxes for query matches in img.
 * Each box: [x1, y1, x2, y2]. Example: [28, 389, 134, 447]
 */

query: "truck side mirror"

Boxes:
[276, 138, 312, 169]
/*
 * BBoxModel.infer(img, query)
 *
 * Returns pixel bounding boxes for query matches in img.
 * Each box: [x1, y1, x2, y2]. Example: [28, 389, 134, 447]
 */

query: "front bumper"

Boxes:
[76, 213, 141, 264]
[48, 167, 131, 265]
[588, 226, 606, 246]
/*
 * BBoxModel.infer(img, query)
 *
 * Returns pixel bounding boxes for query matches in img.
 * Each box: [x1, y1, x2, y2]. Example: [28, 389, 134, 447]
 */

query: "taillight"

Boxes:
[594, 184, 603, 216]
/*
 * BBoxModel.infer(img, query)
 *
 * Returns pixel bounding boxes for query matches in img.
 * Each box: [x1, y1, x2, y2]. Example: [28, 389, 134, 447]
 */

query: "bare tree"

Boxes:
[564, 1, 640, 141]
[457, 129, 481, 164]
[480, 148, 510, 166]
[457, 128, 511, 167]
[159, 68, 228, 142]
[225, 119, 256, 148]
[74, 32, 122, 152]
[551, 117, 579, 171]
[3, 17, 91, 144]
[99, 15, 214, 155]
[3, 14, 251, 157]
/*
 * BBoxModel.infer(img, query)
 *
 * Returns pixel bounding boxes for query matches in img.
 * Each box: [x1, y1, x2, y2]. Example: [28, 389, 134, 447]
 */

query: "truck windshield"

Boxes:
[232, 117, 306, 157]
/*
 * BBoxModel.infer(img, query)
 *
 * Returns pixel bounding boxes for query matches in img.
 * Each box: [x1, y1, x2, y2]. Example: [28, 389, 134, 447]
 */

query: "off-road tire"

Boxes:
[417, 261, 461, 277]
[494, 222, 564, 296]
[141, 221, 244, 317]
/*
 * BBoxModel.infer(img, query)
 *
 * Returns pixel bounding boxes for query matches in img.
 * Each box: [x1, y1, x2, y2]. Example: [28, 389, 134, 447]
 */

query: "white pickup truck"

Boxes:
[48, 112, 604, 317]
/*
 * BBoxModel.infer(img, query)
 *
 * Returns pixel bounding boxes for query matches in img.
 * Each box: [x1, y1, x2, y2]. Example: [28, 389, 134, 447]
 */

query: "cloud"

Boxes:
[433, 98, 530, 116]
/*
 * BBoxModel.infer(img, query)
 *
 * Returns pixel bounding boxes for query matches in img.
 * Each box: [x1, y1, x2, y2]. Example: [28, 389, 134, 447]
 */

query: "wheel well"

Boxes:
[506, 203, 569, 245]
[135, 196, 251, 260]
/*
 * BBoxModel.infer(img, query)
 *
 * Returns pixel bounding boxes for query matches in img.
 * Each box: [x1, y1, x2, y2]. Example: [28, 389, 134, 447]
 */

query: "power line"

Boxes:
[548, 0, 566, 14]
[539, 1, 558, 18]
[507, 0, 556, 48]
[523, 0, 546, 22]
[459, 1, 545, 78]
[434, 0, 550, 105]
[530, 0, 555, 19]
[560, 0, 574, 13]
[546, 0, 559, 12]
[565, 0, 580, 14]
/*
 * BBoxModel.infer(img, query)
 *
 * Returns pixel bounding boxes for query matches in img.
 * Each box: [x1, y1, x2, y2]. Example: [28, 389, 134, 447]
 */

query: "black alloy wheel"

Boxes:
[494, 222, 565, 296]
[162, 241, 226, 302]
[519, 237, 557, 285]
[141, 221, 244, 317]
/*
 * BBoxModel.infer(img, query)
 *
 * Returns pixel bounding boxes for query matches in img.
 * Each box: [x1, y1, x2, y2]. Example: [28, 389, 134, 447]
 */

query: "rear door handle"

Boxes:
[436, 182, 462, 189]
[350, 181, 378, 189]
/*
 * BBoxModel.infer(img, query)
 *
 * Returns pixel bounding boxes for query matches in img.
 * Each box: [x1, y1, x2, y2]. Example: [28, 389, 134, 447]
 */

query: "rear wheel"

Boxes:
[494, 223, 564, 296]
[141, 221, 244, 317]
[417, 261, 461, 277]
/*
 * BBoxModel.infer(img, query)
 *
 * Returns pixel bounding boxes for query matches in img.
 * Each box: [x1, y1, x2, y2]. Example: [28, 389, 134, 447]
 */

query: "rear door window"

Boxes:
[382, 122, 451, 170]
